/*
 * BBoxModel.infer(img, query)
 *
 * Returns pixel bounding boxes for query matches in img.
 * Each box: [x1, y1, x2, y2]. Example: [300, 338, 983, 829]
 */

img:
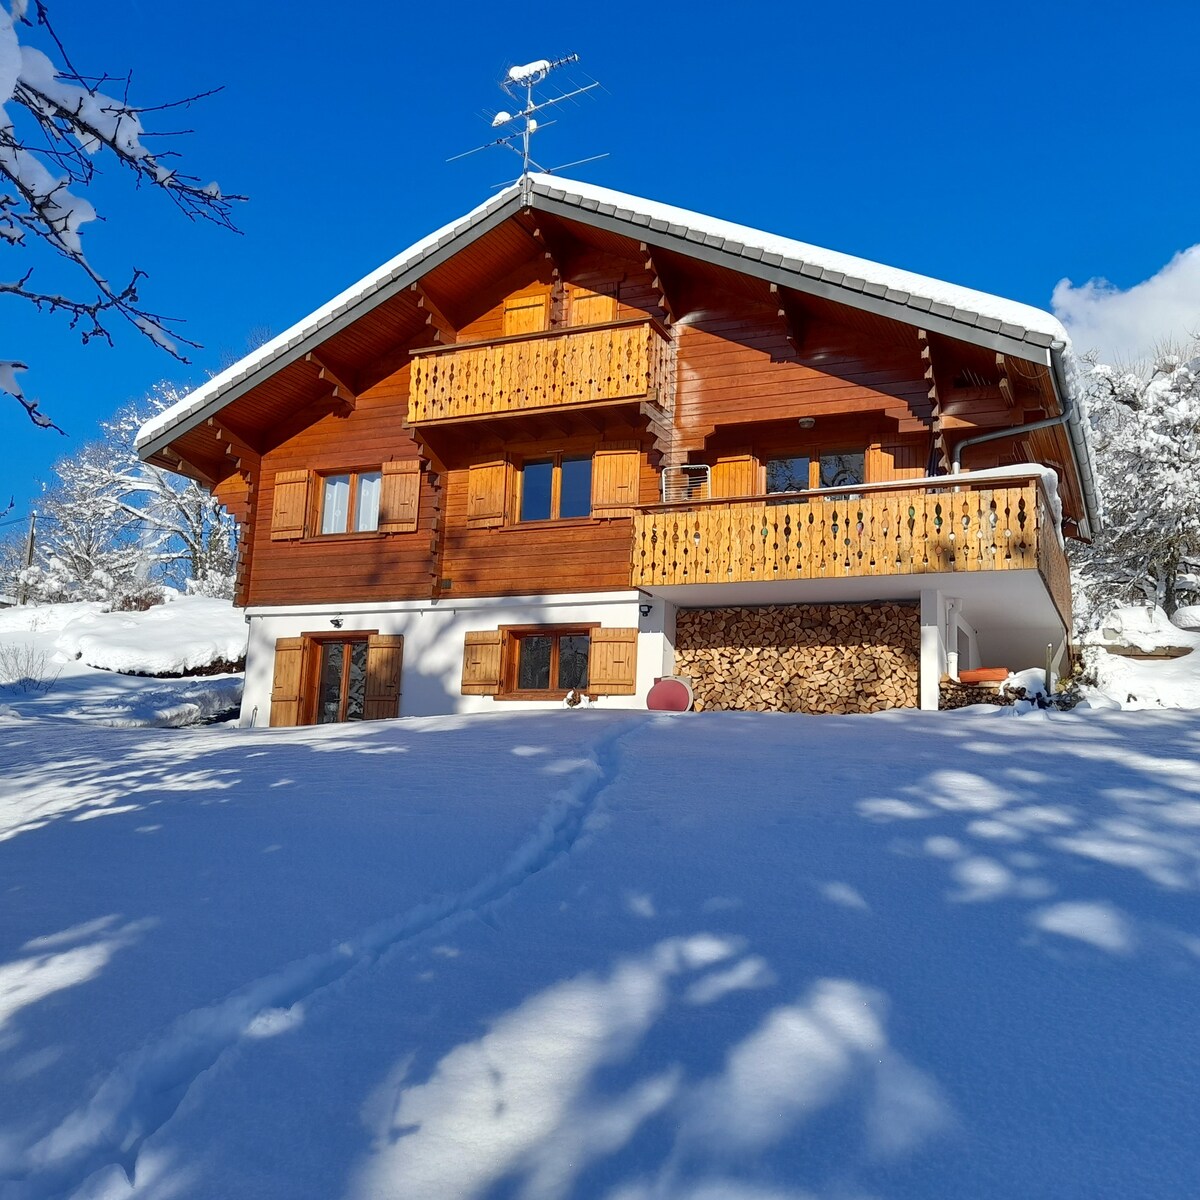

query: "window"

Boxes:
[518, 454, 593, 522]
[506, 628, 593, 697]
[818, 452, 865, 489]
[315, 638, 368, 723]
[766, 456, 811, 494]
[764, 452, 866, 493]
[318, 470, 380, 534]
[460, 626, 637, 699]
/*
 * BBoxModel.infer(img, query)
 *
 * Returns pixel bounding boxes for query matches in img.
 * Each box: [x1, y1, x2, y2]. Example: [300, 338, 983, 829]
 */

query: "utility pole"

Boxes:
[16, 510, 36, 606]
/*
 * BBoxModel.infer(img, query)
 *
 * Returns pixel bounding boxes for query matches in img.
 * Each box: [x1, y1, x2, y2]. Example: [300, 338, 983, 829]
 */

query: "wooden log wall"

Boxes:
[438, 429, 659, 598]
[674, 603, 919, 714]
[247, 363, 438, 607]
[673, 309, 931, 450]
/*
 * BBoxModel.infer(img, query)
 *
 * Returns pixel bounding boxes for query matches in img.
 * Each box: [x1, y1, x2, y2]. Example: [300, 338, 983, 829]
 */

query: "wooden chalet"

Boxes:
[137, 175, 1099, 724]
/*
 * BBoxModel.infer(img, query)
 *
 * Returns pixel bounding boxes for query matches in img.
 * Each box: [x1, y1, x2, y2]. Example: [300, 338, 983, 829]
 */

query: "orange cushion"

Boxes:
[958, 667, 1010, 684]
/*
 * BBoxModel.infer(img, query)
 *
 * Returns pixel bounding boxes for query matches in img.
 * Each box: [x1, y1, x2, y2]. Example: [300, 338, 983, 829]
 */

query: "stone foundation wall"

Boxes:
[674, 603, 919, 714]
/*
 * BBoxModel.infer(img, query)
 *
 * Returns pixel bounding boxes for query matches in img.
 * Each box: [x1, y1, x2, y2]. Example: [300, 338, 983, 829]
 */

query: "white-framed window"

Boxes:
[318, 470, 381, 534]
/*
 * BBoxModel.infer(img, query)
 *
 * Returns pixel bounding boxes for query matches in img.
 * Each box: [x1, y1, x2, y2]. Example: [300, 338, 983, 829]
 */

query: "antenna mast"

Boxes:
[449, 54, 606, 183]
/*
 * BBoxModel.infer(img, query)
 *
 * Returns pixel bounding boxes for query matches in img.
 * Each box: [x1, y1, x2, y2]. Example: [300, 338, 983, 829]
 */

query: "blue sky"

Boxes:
[3, 0, 1200, 528]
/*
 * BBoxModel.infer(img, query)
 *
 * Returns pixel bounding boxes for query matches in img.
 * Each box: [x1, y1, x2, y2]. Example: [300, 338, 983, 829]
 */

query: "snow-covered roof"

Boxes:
[137, 175, 1098, 531]
[531, 176, 1071, 347]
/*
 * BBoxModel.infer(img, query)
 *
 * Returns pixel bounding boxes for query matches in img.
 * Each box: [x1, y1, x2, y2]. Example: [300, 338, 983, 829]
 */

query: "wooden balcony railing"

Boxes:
[408, 318, 672, 424]
[632, 475, 1072, 629]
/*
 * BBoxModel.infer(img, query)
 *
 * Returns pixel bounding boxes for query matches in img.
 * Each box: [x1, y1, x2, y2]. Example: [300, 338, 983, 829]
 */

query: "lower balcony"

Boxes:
[631, 474, 1072, 632]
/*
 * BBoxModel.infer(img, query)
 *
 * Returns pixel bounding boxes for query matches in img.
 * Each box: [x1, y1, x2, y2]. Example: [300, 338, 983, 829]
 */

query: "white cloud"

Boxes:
[1052, 245, 1200, 365]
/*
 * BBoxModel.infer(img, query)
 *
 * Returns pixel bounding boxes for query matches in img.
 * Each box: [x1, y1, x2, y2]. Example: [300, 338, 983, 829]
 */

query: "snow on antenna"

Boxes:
[448, 54, 607, 184]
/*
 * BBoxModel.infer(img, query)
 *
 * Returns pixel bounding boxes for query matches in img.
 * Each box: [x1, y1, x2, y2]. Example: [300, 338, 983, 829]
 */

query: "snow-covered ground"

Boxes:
[0, 602, 1198, 1198]
[1081, 604, 1200, 711]
[0, 598, 244, 728]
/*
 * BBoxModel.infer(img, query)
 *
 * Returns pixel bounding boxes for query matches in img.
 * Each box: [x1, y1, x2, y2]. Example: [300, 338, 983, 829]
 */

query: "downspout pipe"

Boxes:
[949, 340, 1102, 538]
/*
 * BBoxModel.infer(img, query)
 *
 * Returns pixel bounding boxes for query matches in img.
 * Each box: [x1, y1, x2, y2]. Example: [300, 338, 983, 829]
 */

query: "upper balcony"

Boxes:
[408, 317, 673, 426]
[631, 473, 1072, 630]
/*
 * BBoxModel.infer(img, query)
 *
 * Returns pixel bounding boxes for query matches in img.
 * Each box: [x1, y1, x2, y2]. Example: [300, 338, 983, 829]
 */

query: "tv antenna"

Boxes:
[448, 54, 607, 184]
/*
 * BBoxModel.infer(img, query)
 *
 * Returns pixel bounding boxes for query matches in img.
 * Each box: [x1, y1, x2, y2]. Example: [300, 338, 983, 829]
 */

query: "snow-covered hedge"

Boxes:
[54, 595, 247, 675]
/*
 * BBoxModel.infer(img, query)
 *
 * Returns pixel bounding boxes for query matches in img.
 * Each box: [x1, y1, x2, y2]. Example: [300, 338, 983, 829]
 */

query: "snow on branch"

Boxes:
[1, 1, 244, 429]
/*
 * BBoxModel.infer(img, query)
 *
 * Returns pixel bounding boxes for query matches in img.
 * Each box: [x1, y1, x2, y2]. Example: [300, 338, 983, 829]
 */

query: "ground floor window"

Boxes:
[513, 630, 591, 693]
[316, 638, 369, 722]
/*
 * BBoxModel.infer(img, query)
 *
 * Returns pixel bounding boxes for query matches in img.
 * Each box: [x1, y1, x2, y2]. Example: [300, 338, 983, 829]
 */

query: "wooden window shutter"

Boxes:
[269, 637, 308, 727]
[378, 459, 421, 533]
[461, 630, 503, 695]
[270, 470, 309, 540]
[591, 443, 641, 517]
[363, 634, 404, 720]
[570, 285, 617, 326]
[503, 294, 549, 336]
[711, 452, 758, 498]
[466, 459, 509, 527]
[588, 628, 638, 695]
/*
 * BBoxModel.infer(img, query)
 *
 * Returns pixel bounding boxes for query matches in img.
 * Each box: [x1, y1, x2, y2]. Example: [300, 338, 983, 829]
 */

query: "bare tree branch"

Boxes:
[1, 1, 243, 429]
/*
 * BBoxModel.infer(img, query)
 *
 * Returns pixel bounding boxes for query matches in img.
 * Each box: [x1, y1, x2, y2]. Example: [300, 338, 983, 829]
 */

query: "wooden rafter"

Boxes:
[409, 281, 457, 344]
[529, 224, 571, 277]
[304, 351, 357, 410]
[161, 447, 217, 490]
[996, 353, 1019, 408]
[640, 242, 683, 325]
[205, 416, 260, 474]
[919, 329, 950, 473]
[770, 282, 805, 355]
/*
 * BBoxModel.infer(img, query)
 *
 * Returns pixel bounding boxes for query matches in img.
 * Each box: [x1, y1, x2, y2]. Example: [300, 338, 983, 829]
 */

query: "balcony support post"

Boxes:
[919, 588, 944, 712]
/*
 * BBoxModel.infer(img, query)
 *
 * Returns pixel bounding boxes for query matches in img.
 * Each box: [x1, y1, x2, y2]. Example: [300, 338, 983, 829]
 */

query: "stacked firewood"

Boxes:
[938, 681, 1014, 710]
[674, 603, 919, 714]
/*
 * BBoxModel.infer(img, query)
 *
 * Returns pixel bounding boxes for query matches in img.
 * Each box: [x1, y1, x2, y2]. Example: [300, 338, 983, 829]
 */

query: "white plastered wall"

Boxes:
[241, 590, 671, 726]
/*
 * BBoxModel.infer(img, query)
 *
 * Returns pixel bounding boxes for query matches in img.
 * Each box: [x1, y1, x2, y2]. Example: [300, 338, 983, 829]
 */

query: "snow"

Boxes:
[0, 596, 244, 728]
[508, 60, 551, 84]
[1174, 605, 1200, 631]
[0, 703, 1198, 1198]
[1090, 603, 1193, 654]
[50, 596, 246, 676]
[1080, 608, 1200, 711]
[0, 597, 1198, 1192]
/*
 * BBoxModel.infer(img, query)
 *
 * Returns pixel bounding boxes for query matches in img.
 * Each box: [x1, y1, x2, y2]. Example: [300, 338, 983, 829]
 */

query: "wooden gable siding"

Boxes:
[243, 363, 437, 606]
[454, 261, 662, 344]
[673, 308, 931, 447]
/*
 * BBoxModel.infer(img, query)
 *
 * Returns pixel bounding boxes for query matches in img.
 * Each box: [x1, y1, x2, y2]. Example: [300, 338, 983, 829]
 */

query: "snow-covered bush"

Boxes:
[0, 640, 59, 693]
[1072, 342, 1200, 626]
[28, 385, 238, 603]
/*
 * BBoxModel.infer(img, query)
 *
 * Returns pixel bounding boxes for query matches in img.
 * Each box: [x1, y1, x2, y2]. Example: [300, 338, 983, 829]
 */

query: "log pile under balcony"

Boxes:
[674, 603, 919, 714]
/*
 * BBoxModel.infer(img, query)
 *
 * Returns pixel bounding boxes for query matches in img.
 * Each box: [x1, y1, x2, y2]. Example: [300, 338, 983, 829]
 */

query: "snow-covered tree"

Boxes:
[1, 2, 241, 430]
[25, 383, 237, 601]
[1073, 342, 1200, 624]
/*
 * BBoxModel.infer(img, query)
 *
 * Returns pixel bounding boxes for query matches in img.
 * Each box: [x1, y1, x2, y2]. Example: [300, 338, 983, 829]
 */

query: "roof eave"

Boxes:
[137, 186, 528, 462]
